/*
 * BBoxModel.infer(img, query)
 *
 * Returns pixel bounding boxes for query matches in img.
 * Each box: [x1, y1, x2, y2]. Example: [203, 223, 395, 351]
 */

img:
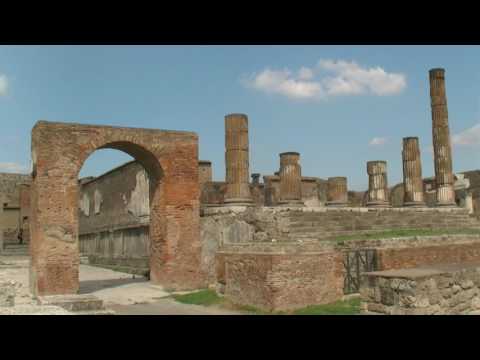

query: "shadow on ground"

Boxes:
[79, 277, 148, 294]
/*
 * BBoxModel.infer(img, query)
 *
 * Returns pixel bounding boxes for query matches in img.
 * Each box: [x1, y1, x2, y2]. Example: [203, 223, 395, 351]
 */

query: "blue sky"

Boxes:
[0, 45, 479, 190]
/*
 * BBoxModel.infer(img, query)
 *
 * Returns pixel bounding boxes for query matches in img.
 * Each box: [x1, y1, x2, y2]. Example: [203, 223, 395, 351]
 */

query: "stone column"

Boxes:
[366, 161, 390, 207]
[326, 177, 348, 207]
[224, 113, 253, 205]
[278, 152, 303, 206]
[402, 137, 425, 207]
[429, 68, 456, 206]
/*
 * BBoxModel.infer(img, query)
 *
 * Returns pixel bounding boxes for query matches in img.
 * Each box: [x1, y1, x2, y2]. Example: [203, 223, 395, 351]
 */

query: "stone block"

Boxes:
[0, 280, 16, 307]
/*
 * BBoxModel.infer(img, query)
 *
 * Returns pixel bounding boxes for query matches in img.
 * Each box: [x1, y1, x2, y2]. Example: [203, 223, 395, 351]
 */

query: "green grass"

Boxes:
[333, 228, 480, 243]
[172, 289, 225, 306]
[171, 289, 362, 315]
[293, 297, 361, 315]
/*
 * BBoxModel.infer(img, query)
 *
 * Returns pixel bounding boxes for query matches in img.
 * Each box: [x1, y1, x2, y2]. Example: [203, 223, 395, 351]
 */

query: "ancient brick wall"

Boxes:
[220, 249, 344, 311]
[377, 242, 480, 271]
[215, 234, 480, 311]
[30, 121, 203, 296]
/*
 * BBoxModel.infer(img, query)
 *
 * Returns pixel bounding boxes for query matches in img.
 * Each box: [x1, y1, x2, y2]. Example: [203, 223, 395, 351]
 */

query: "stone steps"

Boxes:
[37, 294, 107, 313]
[1, 244, 29, 256]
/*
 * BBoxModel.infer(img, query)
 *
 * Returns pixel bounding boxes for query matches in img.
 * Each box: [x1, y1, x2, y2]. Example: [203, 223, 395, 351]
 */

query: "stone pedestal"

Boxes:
[224, 114, 253, 206]
[402, 137, 426, 207]
[326, 177, 348, 207]
[278, 152, 303, 206]
[366, 161, 390, 207]
[429, 68, 456, 207]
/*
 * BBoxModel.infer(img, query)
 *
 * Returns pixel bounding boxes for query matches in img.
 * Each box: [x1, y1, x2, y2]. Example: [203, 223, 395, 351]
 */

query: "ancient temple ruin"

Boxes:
[2, 68, 480, 314]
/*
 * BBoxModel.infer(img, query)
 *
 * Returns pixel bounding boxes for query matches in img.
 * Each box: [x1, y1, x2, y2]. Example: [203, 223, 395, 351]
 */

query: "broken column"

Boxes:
[366, 161, 390, 207]
[278, 152, 303, 206]
[326, 177, 348, 207]
[429, 68, 456, 206]
[224, 113, 253, 206]
[402, 137, 425, 207]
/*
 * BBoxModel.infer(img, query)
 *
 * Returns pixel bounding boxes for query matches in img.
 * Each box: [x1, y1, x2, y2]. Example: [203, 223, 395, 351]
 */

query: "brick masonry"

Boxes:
[30, 121, 204, 296]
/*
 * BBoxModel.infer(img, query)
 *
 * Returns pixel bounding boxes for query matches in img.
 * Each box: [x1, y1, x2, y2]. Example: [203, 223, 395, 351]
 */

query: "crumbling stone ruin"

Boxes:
[2, 67, 480, 314]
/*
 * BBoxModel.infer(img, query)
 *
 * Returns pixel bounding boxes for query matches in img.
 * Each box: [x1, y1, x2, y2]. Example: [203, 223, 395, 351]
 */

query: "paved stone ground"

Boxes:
[109, 299, 242, 315]
[0, 255, 242, 315]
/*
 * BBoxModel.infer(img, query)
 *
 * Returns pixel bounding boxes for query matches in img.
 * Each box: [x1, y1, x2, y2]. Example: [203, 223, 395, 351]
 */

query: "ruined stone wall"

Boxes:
[0, 173, 31, 244]
[263, 176, 327, 207]
[389, 170, 480, 216]
[220, 249, 344, 311]
[78, 161, 150, 270]
[361, 263, 480, 315]
[79, 161, 150, 235]
[0, 173, 31, 208]
[216, 234, 480, 311]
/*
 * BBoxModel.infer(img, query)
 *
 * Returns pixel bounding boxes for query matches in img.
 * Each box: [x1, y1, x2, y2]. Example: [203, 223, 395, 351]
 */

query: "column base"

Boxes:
[223, 198, 254, 207]
[435, 201, 457, 208]
[366, 201, 391, 208]
[278, 200, 304, 207]
[403, 201, 427, 208]
[326, 201, 348, 207]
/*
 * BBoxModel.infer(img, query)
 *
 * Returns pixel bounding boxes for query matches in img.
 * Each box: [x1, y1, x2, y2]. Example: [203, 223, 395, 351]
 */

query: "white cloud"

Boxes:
[242, 68, 324, 100]
[0, 74, 8, 96]
[452, 123, 480, 146]
[242, 59, 406, 101]
[369, 137, 388, 146]
[0, 162, 29, 173]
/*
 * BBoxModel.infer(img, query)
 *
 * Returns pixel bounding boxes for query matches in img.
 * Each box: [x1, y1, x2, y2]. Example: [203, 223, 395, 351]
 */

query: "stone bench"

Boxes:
[360, 262, 480, 315]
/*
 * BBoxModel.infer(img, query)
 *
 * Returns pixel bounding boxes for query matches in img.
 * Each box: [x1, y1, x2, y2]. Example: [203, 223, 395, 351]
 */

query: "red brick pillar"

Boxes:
[402, 137, 425, 207]
[429, 68, 456, 207]
[367, 161, 390, 207]
[326, 177, 348, 207]
[278, 152, 303, 206]
[224, 114, 253, 206]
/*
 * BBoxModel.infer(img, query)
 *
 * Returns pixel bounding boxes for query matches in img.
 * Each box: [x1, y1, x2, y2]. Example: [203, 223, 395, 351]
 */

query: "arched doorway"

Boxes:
[29, 121, 205, 296]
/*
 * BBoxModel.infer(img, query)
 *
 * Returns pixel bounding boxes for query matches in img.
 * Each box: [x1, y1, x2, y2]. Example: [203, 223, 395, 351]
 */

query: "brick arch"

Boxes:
[30, 121, 205, 296]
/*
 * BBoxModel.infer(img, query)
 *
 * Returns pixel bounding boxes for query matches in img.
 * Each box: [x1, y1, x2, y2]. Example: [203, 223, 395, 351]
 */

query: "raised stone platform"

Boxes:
[360, 262, 480, 315]
[37, 294, 114, 314]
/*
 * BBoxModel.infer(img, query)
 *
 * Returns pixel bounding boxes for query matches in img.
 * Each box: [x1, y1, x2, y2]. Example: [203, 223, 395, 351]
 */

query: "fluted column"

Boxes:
[402, 137, 425, 207]
[278, 152, 303, 206]
[366, 161, 390, 207]
[326, 177, 348, 207]
[429, 68, 456, 206]
[224, 113, 253, 205]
